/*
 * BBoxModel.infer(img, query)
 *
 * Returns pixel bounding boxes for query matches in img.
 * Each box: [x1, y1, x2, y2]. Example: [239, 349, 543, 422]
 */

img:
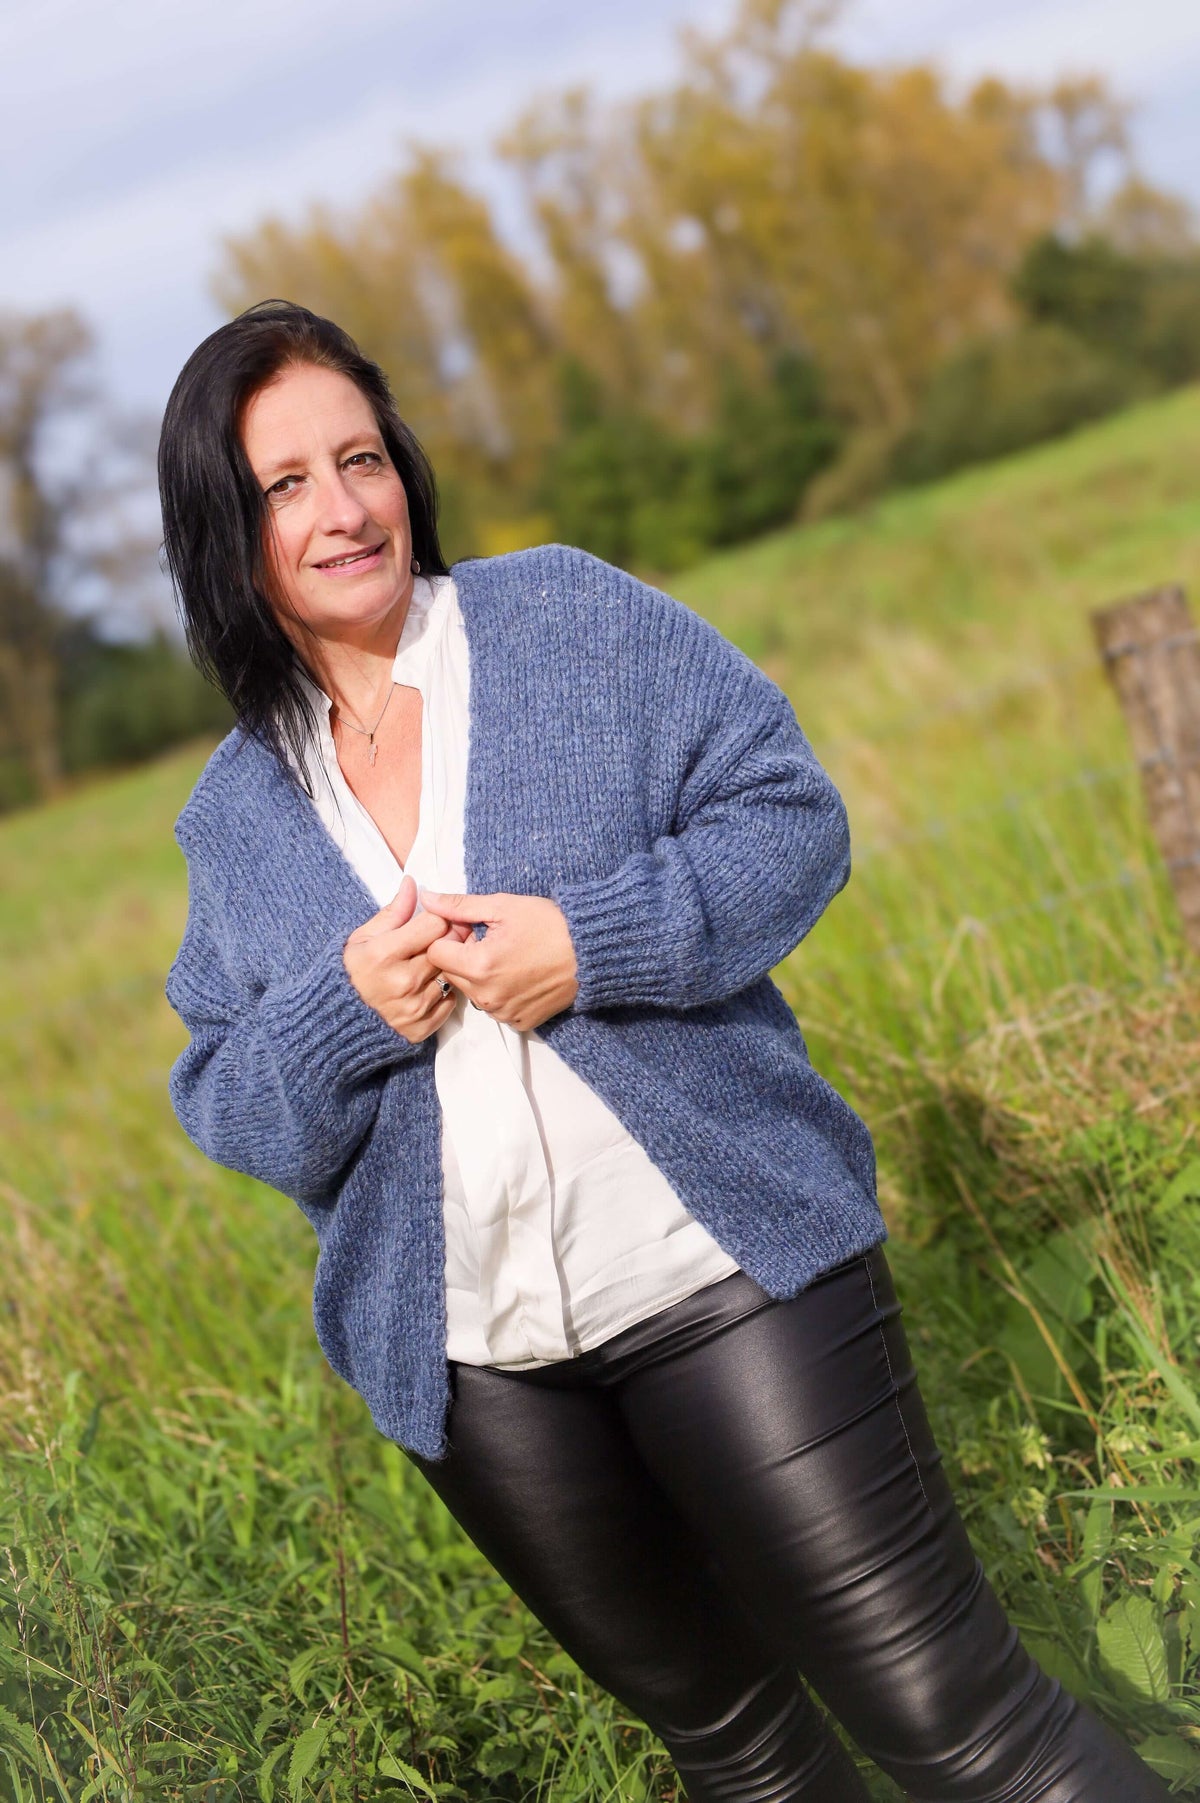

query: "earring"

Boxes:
[411, 557, 421, 574]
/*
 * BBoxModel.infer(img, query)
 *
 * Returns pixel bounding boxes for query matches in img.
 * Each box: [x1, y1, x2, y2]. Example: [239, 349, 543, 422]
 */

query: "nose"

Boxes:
[315, 468, 371, 536]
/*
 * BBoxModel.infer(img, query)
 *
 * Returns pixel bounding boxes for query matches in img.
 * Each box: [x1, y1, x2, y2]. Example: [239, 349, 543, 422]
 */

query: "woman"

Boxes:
[160, 299, 1166, 1802]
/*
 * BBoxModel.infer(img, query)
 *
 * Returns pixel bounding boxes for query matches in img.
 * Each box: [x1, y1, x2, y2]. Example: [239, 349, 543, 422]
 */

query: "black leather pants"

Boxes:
[408, 1249, 1167, 1801]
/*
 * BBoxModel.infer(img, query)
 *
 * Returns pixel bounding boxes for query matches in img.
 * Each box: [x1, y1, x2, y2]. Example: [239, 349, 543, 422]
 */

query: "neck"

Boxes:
[293, 577, 418, 721]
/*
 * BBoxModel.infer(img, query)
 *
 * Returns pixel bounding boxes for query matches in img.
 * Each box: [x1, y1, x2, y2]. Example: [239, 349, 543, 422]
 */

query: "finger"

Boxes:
[403, 987, 459, 1043]
[386, 909, 464, 957]
[423, 935, 484, 982]
[352, 876, 418, 941]
[420, 917, 473, 944]
[423, 970, 478, 1024]
[410, 951, 482, 1009]
[379, 875, 418, 926]
[418, 889, 503, 926]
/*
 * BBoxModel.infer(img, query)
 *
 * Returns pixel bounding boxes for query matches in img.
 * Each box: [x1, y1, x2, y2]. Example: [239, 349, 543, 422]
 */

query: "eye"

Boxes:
[265, 473, 301, 499]
[344, 451, 382, 471]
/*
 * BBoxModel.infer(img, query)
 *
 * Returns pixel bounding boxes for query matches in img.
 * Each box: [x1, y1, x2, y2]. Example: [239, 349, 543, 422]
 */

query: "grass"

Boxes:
[3, 386, 1200, 1798]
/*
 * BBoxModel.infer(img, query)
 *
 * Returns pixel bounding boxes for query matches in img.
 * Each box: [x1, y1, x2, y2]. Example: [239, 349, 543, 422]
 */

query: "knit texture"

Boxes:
[165, 543, 886, 1457]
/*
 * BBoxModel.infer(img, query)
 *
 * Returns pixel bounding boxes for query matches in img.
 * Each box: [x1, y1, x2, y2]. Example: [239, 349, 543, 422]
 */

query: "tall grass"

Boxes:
[3, 387, 1200, 1797]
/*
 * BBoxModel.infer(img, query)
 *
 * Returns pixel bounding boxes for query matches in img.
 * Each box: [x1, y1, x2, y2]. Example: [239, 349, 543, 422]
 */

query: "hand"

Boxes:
[342, 876, 471, 1046]
[419, 890, 579, 1033]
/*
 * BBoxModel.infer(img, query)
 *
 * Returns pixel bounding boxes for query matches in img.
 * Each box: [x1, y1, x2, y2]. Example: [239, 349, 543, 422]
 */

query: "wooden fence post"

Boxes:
[1092, 584, 1200, 954]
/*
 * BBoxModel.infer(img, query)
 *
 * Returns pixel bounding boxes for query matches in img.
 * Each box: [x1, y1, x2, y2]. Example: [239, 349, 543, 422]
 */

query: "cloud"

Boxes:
[1, 0, 729, 402]
[845, 0, 1200, 105]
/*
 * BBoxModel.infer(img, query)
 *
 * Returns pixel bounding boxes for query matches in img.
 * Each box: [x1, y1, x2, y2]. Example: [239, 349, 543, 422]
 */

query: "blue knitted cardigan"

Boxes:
[165, 543, 886, 1457]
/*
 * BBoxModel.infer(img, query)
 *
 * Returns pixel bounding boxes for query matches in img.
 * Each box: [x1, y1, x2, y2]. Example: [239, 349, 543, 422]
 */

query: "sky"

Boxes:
[3, 0, 1200, 424]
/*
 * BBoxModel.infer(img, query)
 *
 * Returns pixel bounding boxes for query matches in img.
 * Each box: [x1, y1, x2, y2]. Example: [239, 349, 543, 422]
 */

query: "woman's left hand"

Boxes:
[419, 891, 579, 1032]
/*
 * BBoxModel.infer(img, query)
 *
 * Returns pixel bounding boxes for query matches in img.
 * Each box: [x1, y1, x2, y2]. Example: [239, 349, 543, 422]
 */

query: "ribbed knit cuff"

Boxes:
[552, 861, 681, 1011]
[265, 931, 422, 1090]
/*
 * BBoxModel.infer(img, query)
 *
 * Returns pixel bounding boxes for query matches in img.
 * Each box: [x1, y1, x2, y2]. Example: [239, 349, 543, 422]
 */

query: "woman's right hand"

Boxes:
[343, 875, 470, 1045]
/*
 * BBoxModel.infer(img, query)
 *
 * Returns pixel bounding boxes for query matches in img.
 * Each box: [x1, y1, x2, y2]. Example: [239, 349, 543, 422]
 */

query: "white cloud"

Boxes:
[844, 0, 1200, 108]
[2, 0, 730, 402]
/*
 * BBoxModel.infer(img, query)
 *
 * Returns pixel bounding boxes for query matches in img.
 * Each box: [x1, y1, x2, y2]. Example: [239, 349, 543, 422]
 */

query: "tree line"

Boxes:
[0, 313, 230, 813]
[217, 0, 1200, 564]
[3, 0, 1198, 813]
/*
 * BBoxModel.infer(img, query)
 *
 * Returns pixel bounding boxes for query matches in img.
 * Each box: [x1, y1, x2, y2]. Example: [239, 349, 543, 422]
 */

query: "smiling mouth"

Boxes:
[314, 542, 385, 570]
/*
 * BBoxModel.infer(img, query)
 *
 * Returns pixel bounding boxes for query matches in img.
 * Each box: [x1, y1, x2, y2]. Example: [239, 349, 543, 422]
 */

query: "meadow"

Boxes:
[3, 385, 1200, 1799]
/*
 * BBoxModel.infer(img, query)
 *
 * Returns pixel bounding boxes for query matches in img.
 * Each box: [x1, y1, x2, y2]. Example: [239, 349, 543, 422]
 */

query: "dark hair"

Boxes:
[158, 298, 448, 783]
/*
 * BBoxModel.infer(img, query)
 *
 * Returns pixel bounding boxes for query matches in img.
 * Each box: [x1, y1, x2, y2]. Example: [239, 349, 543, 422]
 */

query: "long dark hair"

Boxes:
[158, 298, 449, 784]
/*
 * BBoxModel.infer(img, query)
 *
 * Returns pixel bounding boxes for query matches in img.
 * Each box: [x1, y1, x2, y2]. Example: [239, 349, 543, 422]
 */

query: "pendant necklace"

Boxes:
[335, 682, 397, 767]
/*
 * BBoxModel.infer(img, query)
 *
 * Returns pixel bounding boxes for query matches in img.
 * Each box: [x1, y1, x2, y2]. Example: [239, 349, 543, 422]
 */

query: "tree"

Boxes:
[497, 89, 646, 411]
[1013, 234, 1147, 356]
[0, 308, 169, 805]
[0, 311, 94, 591]
[1092, 175, 1196, 260]
[215, 0, 1162, 542]
[1014, 231, 1200, 389]
[695, 351, 840, 545]
[216, 152, 559, 549]
[504, 11, 1065, 433]
[1035, 76, 1131, 237]
[537, 347, 838, 572]
[0, 310, 94, 798]
[0, 560, 62, 805]
[890, 323, 1144, 486]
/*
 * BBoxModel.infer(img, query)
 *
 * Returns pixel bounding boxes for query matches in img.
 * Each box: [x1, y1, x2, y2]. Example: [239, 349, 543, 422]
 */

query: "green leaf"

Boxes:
[254, 1698, 287, 1748]
[1135, 1734, 1200, 1782]
[1079, 1497, 1112, 1623]
[376, 1752, 439, 1797]
[138, 1740, 203, 1766]
[1059, 1486, 1200, 1503]
[1153, 1158, 1200, 1217]
[287, 1645, 327, 1704]
[1023, 1635, 1090, 1698]
[377, 1637, 432, 1685]
[0, 1708, 39, 1765]
[288, 1721, 330, 1798]
[257, 1739, 289, 1803]
[997, 1228, 1096, 1397]
[1096, 1595, 1171, 1704]
[63, 1716, 123, 1774]
[477, 1740, 525, 1777]
[1022, 1230, 1095, 1327]
[0, 1748, 35, 1803]
[473, 1675, 518, 1703]
[78, 1773, 120, 1803]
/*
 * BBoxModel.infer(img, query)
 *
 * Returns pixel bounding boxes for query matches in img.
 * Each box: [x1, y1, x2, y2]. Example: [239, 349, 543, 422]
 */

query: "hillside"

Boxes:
[680, 381, 1200, 748]
[680, 388, 1200, 1214]
[3, 390, 1199, 1797]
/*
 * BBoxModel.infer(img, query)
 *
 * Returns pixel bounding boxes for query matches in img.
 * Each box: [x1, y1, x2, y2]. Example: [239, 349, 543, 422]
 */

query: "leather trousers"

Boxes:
[408, 1248, 1167, 1801]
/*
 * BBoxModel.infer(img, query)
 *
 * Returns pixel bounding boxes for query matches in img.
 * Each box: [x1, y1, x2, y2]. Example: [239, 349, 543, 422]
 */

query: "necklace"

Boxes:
[334, 682, 397, 766]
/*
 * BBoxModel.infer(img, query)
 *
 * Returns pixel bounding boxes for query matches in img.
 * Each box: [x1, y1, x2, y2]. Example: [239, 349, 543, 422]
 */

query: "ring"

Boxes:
[437, 977, 454, 999]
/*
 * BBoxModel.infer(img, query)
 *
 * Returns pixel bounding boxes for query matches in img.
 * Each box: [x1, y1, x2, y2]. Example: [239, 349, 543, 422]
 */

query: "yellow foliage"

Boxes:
[608, 46, 1061, 430]
[475, 516, 555, 559]
[213, 0, 1168, 541]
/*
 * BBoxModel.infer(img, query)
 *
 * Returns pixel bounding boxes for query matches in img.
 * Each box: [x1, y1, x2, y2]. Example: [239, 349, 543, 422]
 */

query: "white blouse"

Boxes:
[289, 572, 740, 1369]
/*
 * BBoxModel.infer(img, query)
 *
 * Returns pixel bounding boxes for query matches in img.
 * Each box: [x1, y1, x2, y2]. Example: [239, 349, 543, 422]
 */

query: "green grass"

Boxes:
[3, 388, 1200, 1798]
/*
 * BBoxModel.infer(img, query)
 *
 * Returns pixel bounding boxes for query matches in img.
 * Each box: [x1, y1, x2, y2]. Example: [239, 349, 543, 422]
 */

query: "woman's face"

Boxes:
[239, 361, 413, 642]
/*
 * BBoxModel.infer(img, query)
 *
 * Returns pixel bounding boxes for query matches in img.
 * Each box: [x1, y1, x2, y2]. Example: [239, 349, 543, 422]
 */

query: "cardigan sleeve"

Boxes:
[164, 843, 423, 1206]
[550, 562, 850, 1012]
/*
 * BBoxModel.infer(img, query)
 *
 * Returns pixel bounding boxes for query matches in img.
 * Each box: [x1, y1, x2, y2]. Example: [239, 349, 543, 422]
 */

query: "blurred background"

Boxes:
[4, 1, 1200, 1797]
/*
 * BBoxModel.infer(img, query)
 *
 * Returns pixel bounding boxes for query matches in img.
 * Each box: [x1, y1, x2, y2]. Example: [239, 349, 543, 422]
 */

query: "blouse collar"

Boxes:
[286, 572, 455, 790]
